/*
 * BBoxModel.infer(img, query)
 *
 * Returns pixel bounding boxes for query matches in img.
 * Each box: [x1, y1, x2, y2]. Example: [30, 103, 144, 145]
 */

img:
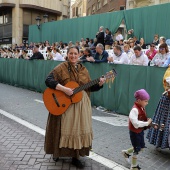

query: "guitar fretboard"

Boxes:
[73, 78, 100, 94]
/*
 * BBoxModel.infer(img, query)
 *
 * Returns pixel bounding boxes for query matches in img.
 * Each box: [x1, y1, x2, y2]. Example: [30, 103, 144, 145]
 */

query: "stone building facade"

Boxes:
[86, 0, 126, 16]
[126, 0, 170, 9]
[0, 0, 69, 46]
[71, 0, 87, 18]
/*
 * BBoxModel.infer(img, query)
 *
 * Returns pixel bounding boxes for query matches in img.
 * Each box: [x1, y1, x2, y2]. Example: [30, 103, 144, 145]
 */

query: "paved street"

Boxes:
[0, 83, 170, 170]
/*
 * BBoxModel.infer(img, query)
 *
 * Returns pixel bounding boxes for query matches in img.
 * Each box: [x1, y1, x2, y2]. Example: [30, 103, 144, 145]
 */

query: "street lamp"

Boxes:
[43, 14, 48, 23]
[35, 16, 41, 29]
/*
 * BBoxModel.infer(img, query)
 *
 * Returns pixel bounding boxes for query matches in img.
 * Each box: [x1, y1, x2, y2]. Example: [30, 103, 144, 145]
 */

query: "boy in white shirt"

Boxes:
[122, 89, 152, 170]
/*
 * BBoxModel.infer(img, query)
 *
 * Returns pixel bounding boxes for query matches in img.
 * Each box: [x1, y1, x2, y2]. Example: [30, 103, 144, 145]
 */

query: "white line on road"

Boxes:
[0, 109, 128, 170]
[34, 99, 44, 104]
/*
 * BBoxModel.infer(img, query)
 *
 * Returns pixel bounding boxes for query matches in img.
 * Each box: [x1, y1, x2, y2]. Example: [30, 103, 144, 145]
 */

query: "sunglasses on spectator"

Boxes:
[159, 48, 165, 51]
[150, 45, 155, 47]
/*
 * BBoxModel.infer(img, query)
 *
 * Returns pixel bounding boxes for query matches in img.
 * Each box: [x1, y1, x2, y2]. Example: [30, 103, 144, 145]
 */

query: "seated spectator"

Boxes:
[88, 39, 94, 48]
[153, 34, 159, 46]
[123, 44, 134, 63]
[79, 48, 93, 62]
[115, 30, 123, 41]
[133, 36, 140, 46]
[86, 43, 108, 63]
[29, 45, 44, 60]
[146, 43, 157, 64]
[140, 38, 147, 49]
[129, 46, 148, 66]
[112, 41, 118, 47]
[107, 45, 129, 64]
[14, 49, 21, 59]
[158, 36, 166, 48]
[128, 38, 135, 53]
[127, 29, 134, 39]
[19, 50, 30, 59]
[163, 56, 170, 67]
[79, 50, 84, 58]
[150, 43, 170, 67]
[7, 48, 13, 58]
[63, 43, 68, 50]
[46, 47, 53, 60]
[53, 47, 65, 61]
[1, 48, 7, 58]
[118, 39, 124, 51]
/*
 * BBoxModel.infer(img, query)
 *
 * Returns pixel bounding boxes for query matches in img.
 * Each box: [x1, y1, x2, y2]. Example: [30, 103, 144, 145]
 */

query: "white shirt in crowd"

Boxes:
[116, 34, 123, 41]
[53, 52, 65, 61]
[129, 108, 149, 129]
[108, 52, 129, 64]
[150, 53, 170, 67]
[130, 52, 148, 66]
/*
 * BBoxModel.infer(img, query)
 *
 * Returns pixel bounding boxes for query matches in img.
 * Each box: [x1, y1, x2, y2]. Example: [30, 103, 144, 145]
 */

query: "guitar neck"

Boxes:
[73, 78, 100, 94]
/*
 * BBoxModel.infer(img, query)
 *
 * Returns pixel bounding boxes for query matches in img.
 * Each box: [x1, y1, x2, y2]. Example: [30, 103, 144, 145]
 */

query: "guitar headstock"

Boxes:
[103, 68, 117, 80]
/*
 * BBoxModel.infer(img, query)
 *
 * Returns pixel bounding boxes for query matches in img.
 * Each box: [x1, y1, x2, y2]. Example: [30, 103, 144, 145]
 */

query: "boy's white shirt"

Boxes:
[129, 108, 149, 129]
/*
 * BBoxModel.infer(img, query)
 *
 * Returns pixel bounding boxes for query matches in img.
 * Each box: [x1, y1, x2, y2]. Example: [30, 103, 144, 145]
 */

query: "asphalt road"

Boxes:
[0, 83, 170, 170]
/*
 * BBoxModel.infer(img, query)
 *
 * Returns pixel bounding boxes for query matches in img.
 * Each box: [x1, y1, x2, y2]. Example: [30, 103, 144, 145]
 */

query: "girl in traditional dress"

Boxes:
[147, 67, 170, 149]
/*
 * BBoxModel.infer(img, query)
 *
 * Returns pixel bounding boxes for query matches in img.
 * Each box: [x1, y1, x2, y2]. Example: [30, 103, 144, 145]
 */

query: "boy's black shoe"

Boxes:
[53, 157, 59, 162]
[130, 164, 142, 170]
[71, 157, 84, 169]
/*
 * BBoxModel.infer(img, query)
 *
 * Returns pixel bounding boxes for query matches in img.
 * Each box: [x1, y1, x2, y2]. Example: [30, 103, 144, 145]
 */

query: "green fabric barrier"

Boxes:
[124, 3, 170, 43]
[29, 11, 124, 44]
[29, 3, 170, 44]
[0, 58, 166, 117]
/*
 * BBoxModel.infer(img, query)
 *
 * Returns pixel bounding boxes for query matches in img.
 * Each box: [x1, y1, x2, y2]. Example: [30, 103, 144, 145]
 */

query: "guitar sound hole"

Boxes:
[62, 104, 66, 107]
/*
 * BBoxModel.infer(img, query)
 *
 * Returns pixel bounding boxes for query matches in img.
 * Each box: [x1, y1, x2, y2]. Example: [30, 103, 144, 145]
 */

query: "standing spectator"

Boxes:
[150, 43, 170, 67]
[146, 43, 157, 64]
[87, 43, 108, 63]
[104, 28, 113, 50]
[129, 46, 148, 66]
[115, 30, 123, 41]
[153, 34, 159, 46]
[29, 45, 44, 60]
[96, 26, 105, 47]
[108, 45, 129, 64]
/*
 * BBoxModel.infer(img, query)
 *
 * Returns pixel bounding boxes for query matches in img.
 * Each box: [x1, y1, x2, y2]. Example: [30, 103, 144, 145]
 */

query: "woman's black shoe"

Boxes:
[53, 157, 59, 162]
[71, 157, 84, 169]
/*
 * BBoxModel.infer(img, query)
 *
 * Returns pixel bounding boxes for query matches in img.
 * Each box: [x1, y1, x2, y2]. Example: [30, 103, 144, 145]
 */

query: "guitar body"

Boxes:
[43, 68, 117, 116]
[43, 81, 83, 115]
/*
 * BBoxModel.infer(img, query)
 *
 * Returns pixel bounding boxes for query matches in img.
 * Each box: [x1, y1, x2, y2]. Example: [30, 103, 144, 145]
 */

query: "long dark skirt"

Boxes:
[147, 95, 170, 149]
[44, 113, 90, 158]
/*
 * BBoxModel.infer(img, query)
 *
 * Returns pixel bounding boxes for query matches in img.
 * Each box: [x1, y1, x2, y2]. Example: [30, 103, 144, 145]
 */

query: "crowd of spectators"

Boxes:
[1, 26, 170, 67]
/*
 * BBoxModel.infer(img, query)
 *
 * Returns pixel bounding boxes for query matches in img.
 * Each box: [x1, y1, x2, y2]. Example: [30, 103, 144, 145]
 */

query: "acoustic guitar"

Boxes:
[43, 69, 117, 115]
